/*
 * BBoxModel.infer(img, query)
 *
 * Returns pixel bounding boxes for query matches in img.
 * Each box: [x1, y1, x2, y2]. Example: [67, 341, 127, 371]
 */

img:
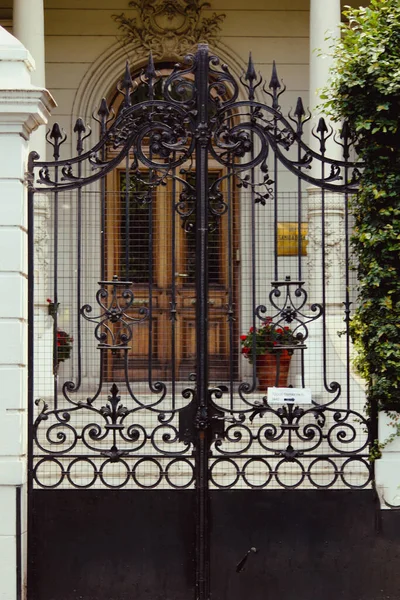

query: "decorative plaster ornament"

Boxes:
[113, 0, 226, 60]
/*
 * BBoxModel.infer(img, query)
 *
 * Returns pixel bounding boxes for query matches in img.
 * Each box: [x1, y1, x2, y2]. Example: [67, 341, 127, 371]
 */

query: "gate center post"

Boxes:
[194, 42, 211, 600]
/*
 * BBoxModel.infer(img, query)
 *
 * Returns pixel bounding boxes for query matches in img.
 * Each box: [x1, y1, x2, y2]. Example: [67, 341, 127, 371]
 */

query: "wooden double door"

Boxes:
[106, 163, 238, 382]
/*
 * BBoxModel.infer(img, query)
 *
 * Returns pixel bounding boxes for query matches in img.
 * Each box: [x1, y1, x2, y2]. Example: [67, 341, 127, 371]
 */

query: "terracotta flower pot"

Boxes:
[256, 351, 291, 391]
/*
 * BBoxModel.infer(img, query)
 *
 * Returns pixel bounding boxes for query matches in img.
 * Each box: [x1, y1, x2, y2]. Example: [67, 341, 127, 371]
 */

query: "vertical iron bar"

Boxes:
[344, 161, 351, 410]
[371, 398, 381, 532]
[100, 110, 107, 281]
[27, 156, 36, 598]
[320, 157, 329, 392]
[76, 138, 83, 390]
[297, 144, 303, 280]
[171, 160, 177, 408]
[250, 116, 257, 390]
[227, 164, 234, 409]
[16, 485, 21, 600]
[53, 163, 59, 408]
[124, 154, 130, 280]
[195, 43, 210, 600]
[145, 58, 156, 390]
[297, 145, 306, 386]
[273, 121, 279, 281]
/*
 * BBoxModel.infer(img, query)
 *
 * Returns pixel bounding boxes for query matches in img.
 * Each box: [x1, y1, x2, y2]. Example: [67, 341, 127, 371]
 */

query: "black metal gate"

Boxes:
[28, 44, 390, 600]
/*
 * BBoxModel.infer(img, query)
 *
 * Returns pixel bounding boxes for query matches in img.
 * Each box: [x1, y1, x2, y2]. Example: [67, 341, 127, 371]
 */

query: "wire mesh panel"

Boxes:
[28, 44, 370, 600]
[32, 180, 199, 489]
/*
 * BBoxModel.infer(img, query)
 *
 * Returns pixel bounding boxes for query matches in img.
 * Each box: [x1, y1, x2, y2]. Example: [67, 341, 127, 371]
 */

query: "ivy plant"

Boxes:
[321, 1, 400, 424]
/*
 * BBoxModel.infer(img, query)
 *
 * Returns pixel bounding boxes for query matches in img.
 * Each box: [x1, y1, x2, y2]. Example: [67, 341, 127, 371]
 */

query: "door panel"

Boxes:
[106, 166, 237, 382]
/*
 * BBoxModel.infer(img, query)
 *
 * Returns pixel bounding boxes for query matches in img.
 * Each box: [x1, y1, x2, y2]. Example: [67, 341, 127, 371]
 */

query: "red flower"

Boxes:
[249, 327, 254, 333]
[46, 298, 52, 303]
[276, 328, 283, 334]
[284, 326, 290, 331]
[242, 347, 250, 354]
[265, 317, 272, 323]
[240, 335, 247, 341]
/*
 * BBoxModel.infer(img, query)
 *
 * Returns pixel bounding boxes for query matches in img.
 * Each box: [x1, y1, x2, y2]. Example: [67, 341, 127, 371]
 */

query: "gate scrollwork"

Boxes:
[29, 44, 370, 500]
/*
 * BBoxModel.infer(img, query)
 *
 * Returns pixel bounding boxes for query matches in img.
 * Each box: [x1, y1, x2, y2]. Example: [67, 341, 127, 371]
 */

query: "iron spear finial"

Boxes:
[47, 122, 66, 161]
[340, 120, 351, 160]
[269, 60, 282, 109]
[341, 120, 351, 141]
[97, 98, 110, 120]
[73, 118, 86, 154]
[269, 60, 281, 93]
[316, 117, 329, 154]
[121, 60, 133, 106]
[317, 117, 328, 134]
[145, 51, 157, 101]
[245, 52, 257, 101]
[50, 122, 62, 144]
[73, 117, 86, 135]
[245, 52, 256, 83]
[96, 98, 111, 135]
[294, 97, 305, 120]
[146, 51, 157, 82]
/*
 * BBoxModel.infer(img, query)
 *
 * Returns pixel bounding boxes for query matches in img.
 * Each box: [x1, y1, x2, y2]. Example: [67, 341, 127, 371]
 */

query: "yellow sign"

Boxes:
[277, 222, 308, 256]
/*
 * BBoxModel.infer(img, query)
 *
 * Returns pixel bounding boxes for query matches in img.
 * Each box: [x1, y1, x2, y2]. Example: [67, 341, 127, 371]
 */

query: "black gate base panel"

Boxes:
[210, 490, 400, 600]
[28, 490, 196, 600]
[29, 489, 400, 600]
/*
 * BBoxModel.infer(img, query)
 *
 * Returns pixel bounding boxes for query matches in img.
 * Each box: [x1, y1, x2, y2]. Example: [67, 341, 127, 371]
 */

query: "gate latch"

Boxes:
[178, 389, 226, 445]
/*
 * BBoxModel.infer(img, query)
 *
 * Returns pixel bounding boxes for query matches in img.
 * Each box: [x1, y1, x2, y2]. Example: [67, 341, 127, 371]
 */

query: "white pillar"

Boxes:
[376, 414, 400, 509]
[13, 0, 45, 88]
[305, 1, 347, 399]
[13, 0, 54, 399]
[309, 0, 341, 116]
[307, 0, 344, 303]
[13, 0, 46, 160]
[0, 26, 54, 600]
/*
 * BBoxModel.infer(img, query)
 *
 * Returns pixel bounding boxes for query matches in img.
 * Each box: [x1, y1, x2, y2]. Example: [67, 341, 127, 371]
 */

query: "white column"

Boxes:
[376, 414, 400, 509]
[307, 0, 344, 304]
[305, 0, 346, 399]
[13, 0, 45, 88]
[0, 26, 54, 600]
[13, 0, 54, 399]
[309, 0, 341, 116]
[13, 0, 46, 159]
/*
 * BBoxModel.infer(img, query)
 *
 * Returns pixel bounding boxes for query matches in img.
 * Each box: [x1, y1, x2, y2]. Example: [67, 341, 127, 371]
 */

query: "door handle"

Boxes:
[175, 273, 189, 278]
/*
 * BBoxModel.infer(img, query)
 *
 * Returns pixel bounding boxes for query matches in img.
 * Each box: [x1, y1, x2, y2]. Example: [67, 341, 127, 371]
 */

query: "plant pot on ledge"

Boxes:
[240, 318, 299, 391]
[256, 350, 291, 391]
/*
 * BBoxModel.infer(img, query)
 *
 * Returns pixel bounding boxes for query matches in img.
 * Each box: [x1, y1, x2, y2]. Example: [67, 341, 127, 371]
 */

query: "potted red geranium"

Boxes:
[56, 329, 74, 364]
[240, 318, 300, 390]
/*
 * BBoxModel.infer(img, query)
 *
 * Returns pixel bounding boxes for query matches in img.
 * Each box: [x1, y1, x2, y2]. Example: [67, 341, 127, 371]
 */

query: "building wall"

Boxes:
[42, 0, 309, 157]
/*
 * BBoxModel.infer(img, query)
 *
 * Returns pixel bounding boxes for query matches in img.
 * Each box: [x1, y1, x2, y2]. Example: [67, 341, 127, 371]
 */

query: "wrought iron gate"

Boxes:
[28, 44, 376, 600]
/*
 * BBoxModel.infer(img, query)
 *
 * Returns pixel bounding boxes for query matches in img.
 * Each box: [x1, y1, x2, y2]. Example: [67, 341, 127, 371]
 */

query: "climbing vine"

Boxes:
[321, 0, 400, 416]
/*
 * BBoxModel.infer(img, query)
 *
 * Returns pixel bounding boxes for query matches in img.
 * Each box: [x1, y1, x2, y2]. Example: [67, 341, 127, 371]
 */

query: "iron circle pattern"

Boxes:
[99, 458, 132, 489]
[241, 458, 273, 489]
[66, 458, 99, 489]
[131, 457, 164, 489]
[209, 458, 241, 489]
[34, 458, 65, 489]
[164, 458, 195, 489]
